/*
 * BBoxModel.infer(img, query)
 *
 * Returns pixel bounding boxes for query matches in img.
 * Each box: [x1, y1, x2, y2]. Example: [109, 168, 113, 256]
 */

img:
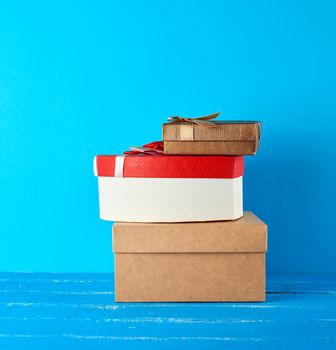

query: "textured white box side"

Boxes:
[97, 177, 243, 222]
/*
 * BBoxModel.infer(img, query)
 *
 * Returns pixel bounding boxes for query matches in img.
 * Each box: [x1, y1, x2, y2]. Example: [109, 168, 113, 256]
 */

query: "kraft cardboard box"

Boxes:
[112, 211, 267, 302]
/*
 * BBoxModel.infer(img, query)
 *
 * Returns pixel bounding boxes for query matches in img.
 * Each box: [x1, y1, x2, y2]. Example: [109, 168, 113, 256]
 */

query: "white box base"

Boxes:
[97, 177, 243, 222]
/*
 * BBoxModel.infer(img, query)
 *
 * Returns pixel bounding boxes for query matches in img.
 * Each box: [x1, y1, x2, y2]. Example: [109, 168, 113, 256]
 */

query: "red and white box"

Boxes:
[94, 155, 244, 222]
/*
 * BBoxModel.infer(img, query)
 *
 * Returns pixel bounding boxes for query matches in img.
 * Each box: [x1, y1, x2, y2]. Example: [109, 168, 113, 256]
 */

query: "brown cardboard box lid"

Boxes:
[163, 121, 261, 142]
[113, 211, 267, 253]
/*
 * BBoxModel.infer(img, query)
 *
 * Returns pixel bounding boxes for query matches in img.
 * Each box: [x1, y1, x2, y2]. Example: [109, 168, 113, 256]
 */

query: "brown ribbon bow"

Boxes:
[167, 112, 220, 126]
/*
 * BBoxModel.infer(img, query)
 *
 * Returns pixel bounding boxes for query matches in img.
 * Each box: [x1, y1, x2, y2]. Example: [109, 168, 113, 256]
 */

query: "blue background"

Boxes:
[0, 0, 335, 273]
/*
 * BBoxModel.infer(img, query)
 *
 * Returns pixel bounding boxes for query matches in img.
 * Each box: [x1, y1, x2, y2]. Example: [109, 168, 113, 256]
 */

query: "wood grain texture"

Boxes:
[163, 122, 260, 141]
[0, 273, 335, 350]
[163, 140, 259, 155]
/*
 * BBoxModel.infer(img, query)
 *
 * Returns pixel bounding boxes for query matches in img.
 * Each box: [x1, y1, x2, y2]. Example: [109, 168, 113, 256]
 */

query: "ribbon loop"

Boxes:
[167, 112, 220, 126]
[124, 141, 164, 155]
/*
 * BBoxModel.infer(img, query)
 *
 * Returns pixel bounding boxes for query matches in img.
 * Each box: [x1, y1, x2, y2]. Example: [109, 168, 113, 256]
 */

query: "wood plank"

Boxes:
[0, 272, 335, 293]
[0, 273, 335, 350]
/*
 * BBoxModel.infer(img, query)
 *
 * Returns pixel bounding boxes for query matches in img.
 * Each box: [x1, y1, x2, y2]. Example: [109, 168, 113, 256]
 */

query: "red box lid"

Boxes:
[94, 155, 244, 179]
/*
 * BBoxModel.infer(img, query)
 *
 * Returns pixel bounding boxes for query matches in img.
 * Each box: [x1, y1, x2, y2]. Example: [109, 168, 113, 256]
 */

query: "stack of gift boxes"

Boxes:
[94, 113, 267, 302]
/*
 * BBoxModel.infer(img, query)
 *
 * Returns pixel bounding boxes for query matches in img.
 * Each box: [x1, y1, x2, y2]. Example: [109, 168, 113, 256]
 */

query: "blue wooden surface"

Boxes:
[0, 273, 335, 350]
